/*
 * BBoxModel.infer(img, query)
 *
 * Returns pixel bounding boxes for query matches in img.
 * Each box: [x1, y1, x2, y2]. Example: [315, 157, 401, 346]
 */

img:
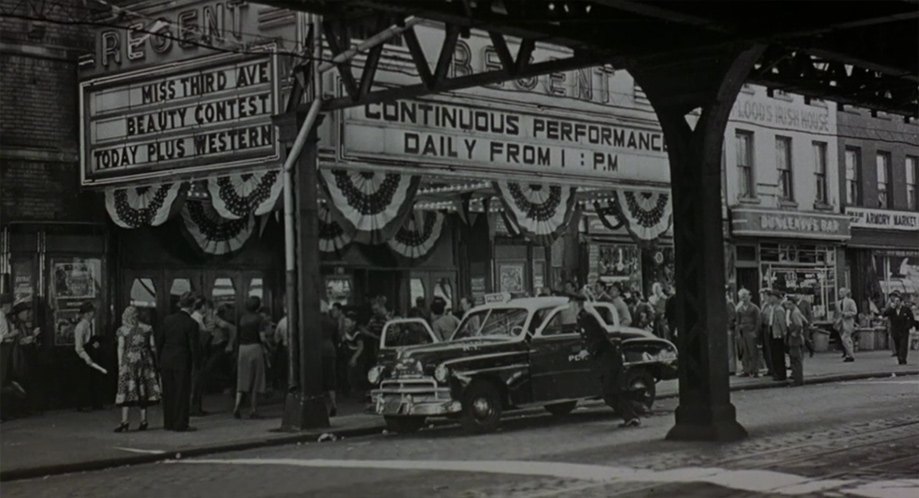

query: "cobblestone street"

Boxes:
[2, 376, 916, 497]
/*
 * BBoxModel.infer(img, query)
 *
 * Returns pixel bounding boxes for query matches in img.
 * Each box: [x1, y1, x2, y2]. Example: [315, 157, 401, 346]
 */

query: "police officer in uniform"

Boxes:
[574, 293, 640, 428]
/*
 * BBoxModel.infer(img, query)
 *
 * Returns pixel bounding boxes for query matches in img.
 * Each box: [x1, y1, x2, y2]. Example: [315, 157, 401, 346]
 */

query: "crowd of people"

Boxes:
[1, 281, 916, 426]
[727, 287, 918, 386]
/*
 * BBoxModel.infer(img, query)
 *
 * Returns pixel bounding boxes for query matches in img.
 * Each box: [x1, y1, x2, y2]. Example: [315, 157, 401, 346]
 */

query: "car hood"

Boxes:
[385, 338, 524, 367]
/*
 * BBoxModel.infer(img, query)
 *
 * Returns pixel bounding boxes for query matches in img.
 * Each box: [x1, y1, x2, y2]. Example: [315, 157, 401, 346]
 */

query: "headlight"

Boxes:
[367, 366, 384, 385]
[434, 363, 451, 383]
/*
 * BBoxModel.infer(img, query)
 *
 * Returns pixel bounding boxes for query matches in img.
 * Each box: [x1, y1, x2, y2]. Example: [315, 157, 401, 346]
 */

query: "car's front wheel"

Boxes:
[460, 381, 503, 434]
[384, 416, 426, 434]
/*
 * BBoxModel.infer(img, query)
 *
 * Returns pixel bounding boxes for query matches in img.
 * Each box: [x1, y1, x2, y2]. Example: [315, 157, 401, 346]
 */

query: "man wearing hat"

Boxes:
[783, 297, 808, 386]
[74, 301, 105, 412]
[574, 292, 640, 428]
[1, 293, 28, 415]
[883, 292, 917, 365]
[765, 289, 788, 381]
[837, 288, 858, 362]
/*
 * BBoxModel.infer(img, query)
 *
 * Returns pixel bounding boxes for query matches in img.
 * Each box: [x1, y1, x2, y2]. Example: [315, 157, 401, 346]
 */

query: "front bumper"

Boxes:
[371, 377, 462, 416]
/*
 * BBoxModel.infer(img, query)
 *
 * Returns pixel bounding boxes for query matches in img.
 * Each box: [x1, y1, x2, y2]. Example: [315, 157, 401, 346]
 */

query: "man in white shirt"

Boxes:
[431, 298, 460, 342]
[73, 302, 104, 411]
[0, 293, 27, 405]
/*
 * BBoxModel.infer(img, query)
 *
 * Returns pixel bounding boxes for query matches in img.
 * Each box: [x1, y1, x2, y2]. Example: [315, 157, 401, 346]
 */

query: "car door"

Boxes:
[379, 318, 439, 351]
[529, 306, 592, 401]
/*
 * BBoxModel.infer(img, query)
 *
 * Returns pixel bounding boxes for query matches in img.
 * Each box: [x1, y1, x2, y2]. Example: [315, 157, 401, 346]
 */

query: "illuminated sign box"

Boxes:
[80, 48, 281, 186]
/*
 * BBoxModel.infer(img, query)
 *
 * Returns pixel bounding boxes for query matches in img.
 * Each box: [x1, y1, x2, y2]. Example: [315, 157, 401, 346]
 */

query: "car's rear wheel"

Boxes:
[624, 369, 656, 414]
[545, 401, 577, 416]
[460, 381, 502, 434]
[384, 416, 426, 433]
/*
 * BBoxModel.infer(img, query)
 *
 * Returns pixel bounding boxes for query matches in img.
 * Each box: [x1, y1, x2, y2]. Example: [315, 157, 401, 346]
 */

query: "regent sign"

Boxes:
[847, 207, 919, 231]
[731, 208, 851, 240]
[333, 95, 670, 185]
[80, 50, 281, 186]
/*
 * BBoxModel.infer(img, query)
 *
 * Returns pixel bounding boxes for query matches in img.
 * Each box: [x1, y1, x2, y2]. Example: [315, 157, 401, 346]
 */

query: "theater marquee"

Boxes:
[80, 50, 281, 186]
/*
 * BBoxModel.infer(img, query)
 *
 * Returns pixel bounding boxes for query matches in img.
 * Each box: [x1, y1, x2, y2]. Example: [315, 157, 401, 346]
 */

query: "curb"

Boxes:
[657, 367, 919, 400]
[3, 367, 915, 482]
[0, 423, 386, 483]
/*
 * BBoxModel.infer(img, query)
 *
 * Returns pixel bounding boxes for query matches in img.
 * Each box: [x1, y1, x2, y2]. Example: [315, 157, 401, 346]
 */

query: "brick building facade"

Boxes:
[838, 109, 919, 310]
[1, 0, 113, 409]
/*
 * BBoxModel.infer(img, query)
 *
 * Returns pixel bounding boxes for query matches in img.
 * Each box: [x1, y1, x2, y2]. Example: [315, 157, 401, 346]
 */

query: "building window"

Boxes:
[876, 152, 891, 208]
[736, 131, 754, 198]
[907, 156, 918, 211]
[845, 147, 861, 206]
[776, 136, 793, 201]
[813, 141, 828, 204]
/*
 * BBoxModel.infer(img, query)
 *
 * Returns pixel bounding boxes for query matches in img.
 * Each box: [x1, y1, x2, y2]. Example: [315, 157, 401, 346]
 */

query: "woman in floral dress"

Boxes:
[114, 306, 161, 432]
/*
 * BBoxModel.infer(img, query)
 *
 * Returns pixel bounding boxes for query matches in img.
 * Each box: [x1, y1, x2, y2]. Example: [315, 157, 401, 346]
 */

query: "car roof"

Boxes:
[470, 296, 570, 313]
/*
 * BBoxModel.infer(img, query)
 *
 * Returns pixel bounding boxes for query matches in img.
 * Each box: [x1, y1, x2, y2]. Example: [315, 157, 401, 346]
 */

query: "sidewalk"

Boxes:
[1, 351, 915, 481]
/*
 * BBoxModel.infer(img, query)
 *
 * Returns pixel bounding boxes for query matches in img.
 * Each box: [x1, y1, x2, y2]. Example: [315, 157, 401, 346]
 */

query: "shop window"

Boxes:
[211, 277, 237, 307]
[211, 277, 237, 324]
[410, 278, 426, 306]
[776, 136, 794, 201]
[50, 258, 102, 346]
[326, 275, 353, 306]
[876, 152, 891, 209]
[433, 278, 454, 311]
[248, 277, 264, 299]
[845, 147, 862, 206]
[129, 278, 157, 326]
[169, 278, 194, 312]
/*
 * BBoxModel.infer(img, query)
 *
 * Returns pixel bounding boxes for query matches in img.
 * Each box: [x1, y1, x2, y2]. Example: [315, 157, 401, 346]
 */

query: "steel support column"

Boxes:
[632, 45, 765, 441]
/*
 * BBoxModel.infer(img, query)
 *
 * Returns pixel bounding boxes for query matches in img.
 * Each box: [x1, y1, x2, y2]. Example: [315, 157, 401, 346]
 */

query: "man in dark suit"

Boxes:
[884, 292, 917, 365]
[156, 292, 201, 432]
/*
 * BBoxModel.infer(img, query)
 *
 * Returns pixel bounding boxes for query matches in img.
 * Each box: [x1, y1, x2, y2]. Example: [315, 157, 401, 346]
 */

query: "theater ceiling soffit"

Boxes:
[263, 0, 918, 117]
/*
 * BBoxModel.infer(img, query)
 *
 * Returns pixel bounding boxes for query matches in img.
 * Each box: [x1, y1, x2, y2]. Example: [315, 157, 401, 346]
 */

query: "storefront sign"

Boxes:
[731, 91, 832, 133]
[846, 207, 919, 231]
[334, 95, 669, 184]
[80, 50, 281, 186]
[731, 208, 851, 241]
[83, 0, 300, 76]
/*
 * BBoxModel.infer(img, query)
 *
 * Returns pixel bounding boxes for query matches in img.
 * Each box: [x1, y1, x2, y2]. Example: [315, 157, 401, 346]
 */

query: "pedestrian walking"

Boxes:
[341, 313, 366, 398]
[735, 289, 762, 377]
[74, 302, 106, 412]
[114, 306, 161, 432]
[765, 289, 788, 381]
[232, 296, 268, 419]
[795, 296, 816, 357]
[836, 288, 858, 362]
[156, 292, 200, 431]
[883, 292, 917, 365]
[783, 298, 807, 386]
[574, 293, 640, 428]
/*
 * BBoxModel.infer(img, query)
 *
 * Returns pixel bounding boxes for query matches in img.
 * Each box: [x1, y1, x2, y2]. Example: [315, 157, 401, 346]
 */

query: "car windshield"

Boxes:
[452, 308, 529, 340]
[382, 322, 435, 348]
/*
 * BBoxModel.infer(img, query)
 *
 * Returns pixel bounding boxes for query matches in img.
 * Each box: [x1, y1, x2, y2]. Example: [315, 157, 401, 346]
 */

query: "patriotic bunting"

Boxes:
[387, 210, 446, 259]
[180, 201, 254, 255]
[494, 181, 577, 245]
[208, 170, 283, 219]
[319, 203, 355, 253]
[320, 170, 420, 245]
[105, 183, 186, 229]
[615, 190, 673, 242]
